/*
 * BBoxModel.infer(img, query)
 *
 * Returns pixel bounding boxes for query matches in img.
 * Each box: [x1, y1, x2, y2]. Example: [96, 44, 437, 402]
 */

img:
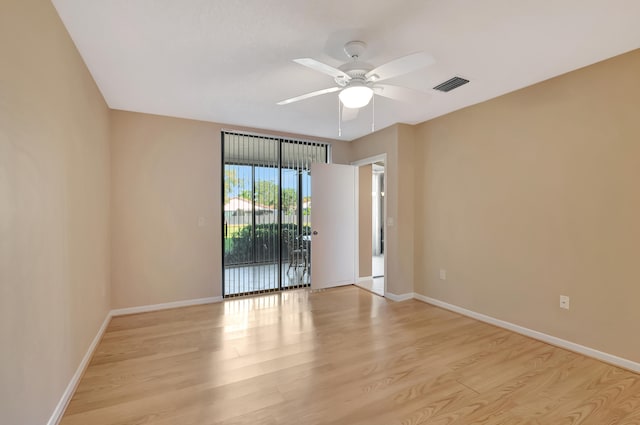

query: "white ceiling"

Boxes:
[52, 0, 640, 141]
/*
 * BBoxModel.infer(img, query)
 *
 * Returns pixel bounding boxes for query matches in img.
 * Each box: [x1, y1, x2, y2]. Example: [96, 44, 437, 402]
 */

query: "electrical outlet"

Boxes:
[439, 269, 447, 280]
[560, 295, 570, 310]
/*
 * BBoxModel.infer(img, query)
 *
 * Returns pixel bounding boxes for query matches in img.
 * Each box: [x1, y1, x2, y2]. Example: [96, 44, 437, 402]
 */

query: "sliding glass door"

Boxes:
[222, 132, 327, 297]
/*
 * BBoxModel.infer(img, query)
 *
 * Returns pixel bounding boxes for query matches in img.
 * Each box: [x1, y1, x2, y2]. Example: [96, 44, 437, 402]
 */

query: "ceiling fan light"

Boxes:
[339, 85, 373, 109]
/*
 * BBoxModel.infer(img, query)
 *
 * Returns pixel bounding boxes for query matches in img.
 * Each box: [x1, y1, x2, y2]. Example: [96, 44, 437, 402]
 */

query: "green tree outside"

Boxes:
[239, 180, 298, 213]
[224, 169, 242, 203]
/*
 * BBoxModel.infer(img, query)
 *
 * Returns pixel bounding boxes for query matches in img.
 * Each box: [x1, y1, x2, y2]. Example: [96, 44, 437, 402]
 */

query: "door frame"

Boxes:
[351, 153, 387, 297]
[221, 131, 329, 298]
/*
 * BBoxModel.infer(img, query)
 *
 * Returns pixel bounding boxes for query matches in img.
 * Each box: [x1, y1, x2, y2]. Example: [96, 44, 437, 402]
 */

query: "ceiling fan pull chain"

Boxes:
[338, 96, 342, 137]
[371, 95, 375, 133]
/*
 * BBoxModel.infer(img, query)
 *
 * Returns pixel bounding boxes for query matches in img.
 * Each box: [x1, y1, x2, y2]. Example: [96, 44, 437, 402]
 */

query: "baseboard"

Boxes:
[47, 311, 112, 425]
[384, 292, 413, 302]
[413, 293, 640, 374]
[48, 295, 225, 424]
[111, 296, 223, 316]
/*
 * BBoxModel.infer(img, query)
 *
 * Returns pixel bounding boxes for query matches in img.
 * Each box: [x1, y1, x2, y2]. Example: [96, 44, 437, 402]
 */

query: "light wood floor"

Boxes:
[61, 286, 640, 425]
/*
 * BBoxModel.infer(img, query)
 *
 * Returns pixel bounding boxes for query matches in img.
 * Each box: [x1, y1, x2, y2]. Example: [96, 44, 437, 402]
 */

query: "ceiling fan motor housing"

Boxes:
[335, 61, 373, 86]
[335, 41, 374, 86]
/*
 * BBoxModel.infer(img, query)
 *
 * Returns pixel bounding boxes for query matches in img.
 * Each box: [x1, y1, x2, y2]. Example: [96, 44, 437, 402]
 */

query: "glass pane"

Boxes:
[281, 167, 305, 288]
[252, 166, 279, 292]
[223, 132, 327, 297]
[224, 164, 252, 266]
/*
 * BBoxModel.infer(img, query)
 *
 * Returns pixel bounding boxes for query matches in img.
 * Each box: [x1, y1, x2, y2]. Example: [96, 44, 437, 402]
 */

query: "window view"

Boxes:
[222, 132, 327, 297]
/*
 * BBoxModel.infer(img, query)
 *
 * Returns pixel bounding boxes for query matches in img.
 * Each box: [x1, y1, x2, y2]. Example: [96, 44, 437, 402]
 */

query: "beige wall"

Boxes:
[396, 124, 417, 296]
[358, 165, 373, 277]
[349, 125, 416, 296]
[0, 0, 111, 424]
[413, 49, 640, 362]
[110, 112, 222, 307]
[3, 3, 638, 422]
[330, 137, 351, 165]
[111, 110, 348, 308]
[349, 125, 414, 295]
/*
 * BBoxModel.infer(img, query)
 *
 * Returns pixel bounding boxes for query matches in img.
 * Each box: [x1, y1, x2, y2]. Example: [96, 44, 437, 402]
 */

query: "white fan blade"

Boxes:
[294, 58, 350, 80]
[366, 52, 435, 82]
[277, 87, 340, 105]
[342, 106, 359, 122]
[374, 84, 430, 103]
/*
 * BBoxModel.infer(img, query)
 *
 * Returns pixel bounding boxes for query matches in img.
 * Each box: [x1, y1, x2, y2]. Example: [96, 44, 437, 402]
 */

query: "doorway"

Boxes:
[371, 162, 385, 290]
[222, 131, 328, 297]
[352, 155, 386, 297]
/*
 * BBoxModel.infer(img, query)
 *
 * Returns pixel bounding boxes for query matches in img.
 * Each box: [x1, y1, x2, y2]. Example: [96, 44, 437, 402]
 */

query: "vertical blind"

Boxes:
[222, 131, 328, 297]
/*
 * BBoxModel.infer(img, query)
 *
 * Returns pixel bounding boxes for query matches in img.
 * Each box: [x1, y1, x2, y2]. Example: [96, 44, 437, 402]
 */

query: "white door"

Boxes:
[311, 163, 357, 289]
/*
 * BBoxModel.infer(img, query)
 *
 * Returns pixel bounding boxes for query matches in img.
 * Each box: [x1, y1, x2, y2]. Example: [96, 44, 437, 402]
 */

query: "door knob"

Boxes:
[312, 231, 318, 235]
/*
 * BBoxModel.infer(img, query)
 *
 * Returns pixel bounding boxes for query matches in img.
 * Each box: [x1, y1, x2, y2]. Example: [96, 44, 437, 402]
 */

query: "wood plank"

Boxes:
[60, 286, 640, 425]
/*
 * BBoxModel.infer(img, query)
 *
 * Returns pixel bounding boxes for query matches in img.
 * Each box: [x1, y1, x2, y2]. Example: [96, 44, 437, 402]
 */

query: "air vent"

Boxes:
[433, 76, 470, 92]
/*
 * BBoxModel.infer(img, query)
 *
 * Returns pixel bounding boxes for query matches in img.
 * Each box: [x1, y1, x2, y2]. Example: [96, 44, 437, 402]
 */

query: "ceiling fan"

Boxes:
[277, 41, 435, 121]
